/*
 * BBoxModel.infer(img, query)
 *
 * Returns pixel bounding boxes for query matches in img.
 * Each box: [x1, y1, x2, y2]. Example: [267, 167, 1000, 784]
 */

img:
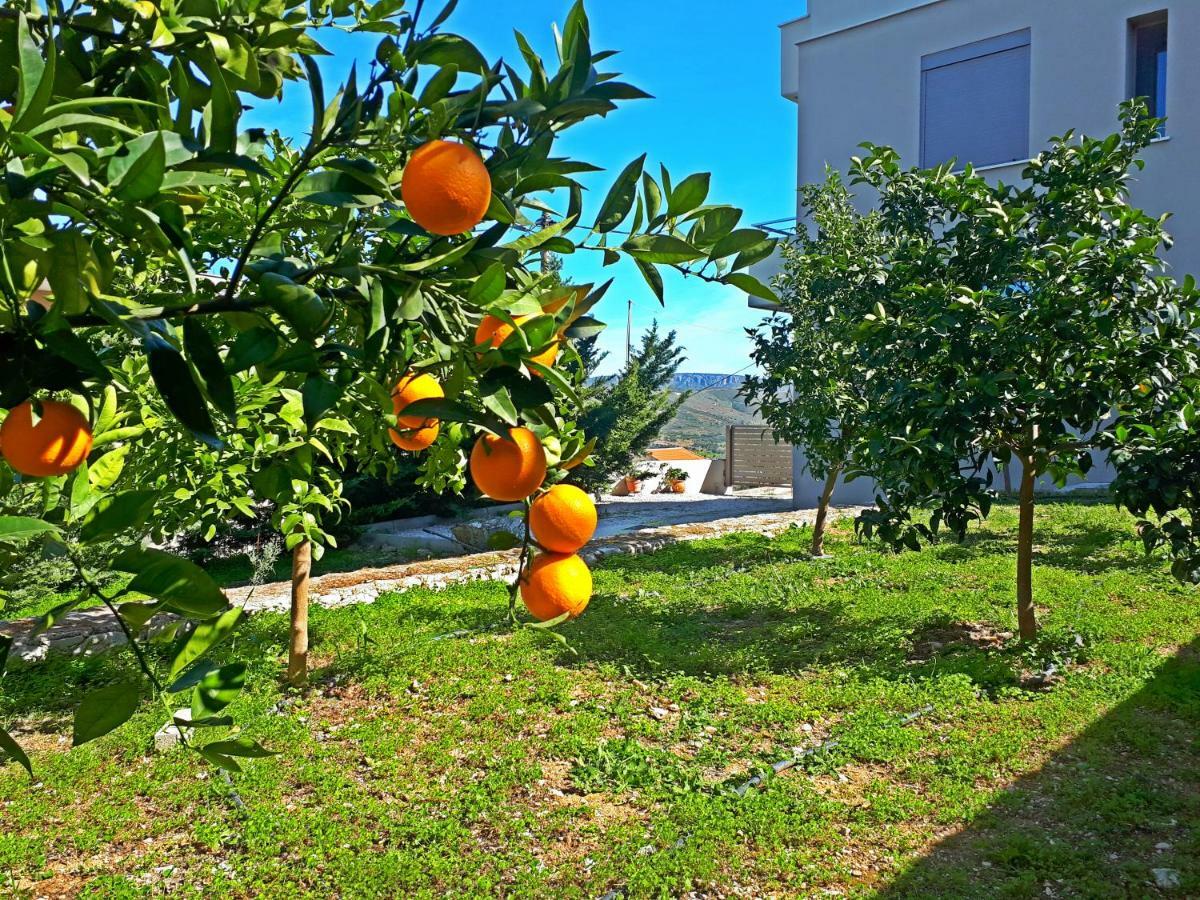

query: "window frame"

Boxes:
[1127, 10, 1168, 124]
[919, 28, 1032, 169]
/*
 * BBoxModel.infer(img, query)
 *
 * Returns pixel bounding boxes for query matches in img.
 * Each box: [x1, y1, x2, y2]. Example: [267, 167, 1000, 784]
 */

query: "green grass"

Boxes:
[1, 499, 1198, 897]
[1, 544, 425, 622]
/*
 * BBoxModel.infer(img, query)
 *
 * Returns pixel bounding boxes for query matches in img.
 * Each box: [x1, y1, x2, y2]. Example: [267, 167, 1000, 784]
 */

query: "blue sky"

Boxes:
[246, 1, 803, 376]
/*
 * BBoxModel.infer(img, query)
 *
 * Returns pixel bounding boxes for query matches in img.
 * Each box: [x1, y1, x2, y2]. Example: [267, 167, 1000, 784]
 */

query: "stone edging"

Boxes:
[0, 506, 864, 670]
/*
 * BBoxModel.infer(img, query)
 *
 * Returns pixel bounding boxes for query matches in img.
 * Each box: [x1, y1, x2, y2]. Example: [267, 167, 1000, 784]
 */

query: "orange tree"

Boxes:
[0, 0, 776, 774]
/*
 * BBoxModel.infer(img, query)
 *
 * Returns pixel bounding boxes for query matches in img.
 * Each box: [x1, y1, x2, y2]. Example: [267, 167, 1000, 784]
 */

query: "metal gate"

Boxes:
[725, 426, 793, 487]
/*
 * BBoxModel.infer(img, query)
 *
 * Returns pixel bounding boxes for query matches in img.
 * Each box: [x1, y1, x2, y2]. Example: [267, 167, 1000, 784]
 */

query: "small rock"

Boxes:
[1155, 841, 1173, 851]
[1152, 868, 1181, 890]
[649, 706, 669, 721]
[152, 709, 193, 753]
[801, 723, 814, 733]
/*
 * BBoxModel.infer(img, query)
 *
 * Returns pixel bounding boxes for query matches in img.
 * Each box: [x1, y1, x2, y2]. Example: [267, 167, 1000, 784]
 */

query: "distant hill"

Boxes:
[669, 372, 747, 392]
[659, 376, 761, 458]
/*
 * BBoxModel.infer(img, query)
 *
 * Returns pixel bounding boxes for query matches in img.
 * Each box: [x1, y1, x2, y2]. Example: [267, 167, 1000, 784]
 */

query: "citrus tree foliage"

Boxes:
[0, 0, 776, 774]
[1109, 381, 1200, 584]
[841, 101, 1200, 638]
[570, 323, 687, 494]
[741, 171, 890, 554]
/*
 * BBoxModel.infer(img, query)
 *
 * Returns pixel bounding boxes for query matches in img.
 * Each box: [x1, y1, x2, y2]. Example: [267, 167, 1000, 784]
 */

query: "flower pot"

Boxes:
[623, 477, 641, 494]
[670, 480, 686, 493]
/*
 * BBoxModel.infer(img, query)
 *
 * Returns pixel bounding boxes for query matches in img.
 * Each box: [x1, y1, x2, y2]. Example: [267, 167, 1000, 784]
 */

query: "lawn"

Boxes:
[1, 499, 1198, 898]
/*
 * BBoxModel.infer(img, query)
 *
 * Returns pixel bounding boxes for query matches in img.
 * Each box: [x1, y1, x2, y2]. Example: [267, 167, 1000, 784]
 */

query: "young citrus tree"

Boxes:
[742, 171, 891, 556]
[0, 0, 776, 772]
[844, 101, 1200, 640]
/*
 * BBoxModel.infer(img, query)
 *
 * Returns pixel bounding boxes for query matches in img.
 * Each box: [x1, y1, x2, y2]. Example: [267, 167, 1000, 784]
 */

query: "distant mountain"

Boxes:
[670, 372, 747, 391]
[661, 380, 761, 458]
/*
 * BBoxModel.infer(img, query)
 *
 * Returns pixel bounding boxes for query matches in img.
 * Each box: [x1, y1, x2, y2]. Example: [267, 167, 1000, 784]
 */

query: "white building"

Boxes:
[753, 0, 1195, 509]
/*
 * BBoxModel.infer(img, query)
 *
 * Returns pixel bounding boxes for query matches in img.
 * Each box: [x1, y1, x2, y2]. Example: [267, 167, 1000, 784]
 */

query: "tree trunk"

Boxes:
[1015, 460, 1038, 641]
[287, 539, 312, 687]
[811, 463, 841, 557]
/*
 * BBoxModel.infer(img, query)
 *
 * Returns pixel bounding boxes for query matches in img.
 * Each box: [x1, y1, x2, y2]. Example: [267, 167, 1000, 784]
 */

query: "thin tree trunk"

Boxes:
[287, 539, 312, 687]
[1015, 460, 1038, 641]
[811, 463, 841, 557]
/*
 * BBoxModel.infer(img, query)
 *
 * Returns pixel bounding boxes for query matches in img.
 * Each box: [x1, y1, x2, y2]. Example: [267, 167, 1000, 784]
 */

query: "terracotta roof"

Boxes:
[646, 447, 704, 461]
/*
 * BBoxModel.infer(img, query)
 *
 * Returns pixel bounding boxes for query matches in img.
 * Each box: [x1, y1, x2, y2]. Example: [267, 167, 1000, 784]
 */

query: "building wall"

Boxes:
[768, 0, 1194, 509]
[780, 0, 1199, 279]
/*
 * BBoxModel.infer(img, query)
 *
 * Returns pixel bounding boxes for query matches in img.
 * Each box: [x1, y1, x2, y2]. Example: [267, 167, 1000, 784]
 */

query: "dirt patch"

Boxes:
[907, 621, 1013, 662]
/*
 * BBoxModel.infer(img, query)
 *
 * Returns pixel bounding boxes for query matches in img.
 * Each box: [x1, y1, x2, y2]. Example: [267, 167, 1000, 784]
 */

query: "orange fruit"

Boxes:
[469, 426, 546, 501]
[528, 341, 560, 372]
[391, 371, 444, 429]
[521, 552, 592, 621]
[474, 314, 518, 351]
[401, 140, 492, 236]
[389, 422, 439, 452]
[475, 314, 559, 371]
[0, 400, 93, 477]
[529, 484, 597, 553]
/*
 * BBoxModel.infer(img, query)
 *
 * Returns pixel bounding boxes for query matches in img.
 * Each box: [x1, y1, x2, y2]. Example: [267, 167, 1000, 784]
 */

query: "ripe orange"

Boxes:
[469, 426, 546, 501]
[474, 314, 518, 351]
[0, 400, 93, 477]
[521, 552, 592, 621]
[389, 422, 439, 452]
[529, 484, 597, 553]
[401, 140, 492, 236]
[474, 314, 559, 371]
[391, 371, 444, 429]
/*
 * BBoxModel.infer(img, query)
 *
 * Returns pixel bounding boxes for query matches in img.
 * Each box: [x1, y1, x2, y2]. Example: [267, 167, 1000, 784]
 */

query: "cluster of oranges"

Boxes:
[389, 378, 598, 624]
[388, 137, 598, 623]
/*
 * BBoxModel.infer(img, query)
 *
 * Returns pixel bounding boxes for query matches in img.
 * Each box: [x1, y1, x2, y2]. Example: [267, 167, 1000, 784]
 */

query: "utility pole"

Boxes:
[538, 211, 552, 272]
[626, 298, 633, 367]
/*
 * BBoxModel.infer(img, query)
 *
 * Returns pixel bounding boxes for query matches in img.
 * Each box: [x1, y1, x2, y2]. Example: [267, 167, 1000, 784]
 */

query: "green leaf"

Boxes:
[146, 339, 221, 448]
[634, 258, 664, 303]
[170, 607, 244, 681]
[396, 397, 477, 424]
[0, 516, 60, 545]
[190, 662, 246, 718]
[79, 490, 158, 542]
[107, 132, 167, 202]
[594, 154, 646, 233]
[711, 228, 771, 260]
[73, 683, 140, 746]
[562, 315, 605, 340]
[621, 234, 704, 265]
[202, 737, 276, 758]
[467, 263, 506, 305]
[302, 375, 344, 430]
[0, 725, 32, 777]
[723, 272, 777, 302]
[411, 33, 489, 75]
[667, 173, 710, 217]
[13, 12, 55, 128]
[183, 319, 236, 419]
[111, 547, 229, 619]
[260, 273, 331, 339]
[225, 326, 279, 372]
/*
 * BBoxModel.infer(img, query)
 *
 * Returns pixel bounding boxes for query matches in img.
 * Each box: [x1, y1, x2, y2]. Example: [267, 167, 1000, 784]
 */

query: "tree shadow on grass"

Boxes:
[876, 636, 1200, 898]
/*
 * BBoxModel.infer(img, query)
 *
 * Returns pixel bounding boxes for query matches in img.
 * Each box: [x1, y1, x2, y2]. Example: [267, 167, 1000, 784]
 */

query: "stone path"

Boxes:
[0, 506, 864, 670]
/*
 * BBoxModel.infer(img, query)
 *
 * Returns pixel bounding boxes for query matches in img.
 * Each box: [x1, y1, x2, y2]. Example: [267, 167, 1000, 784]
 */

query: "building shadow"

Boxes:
[876, 635, 1200, 898]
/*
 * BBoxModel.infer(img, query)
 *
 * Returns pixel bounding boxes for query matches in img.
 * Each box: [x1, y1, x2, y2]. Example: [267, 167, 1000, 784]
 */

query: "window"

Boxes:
[920, 29, 1031, 169]
[1129, 12, 1167, 120]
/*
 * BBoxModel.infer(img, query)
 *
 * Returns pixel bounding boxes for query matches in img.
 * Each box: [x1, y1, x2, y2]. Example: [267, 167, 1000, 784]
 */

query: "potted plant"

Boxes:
[623, 468, 655, 494]
[661, 467, 689, 493]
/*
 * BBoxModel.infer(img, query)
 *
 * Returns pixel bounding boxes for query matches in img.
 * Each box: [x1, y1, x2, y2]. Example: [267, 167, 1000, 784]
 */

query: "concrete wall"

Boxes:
[779, 0, 1200, 281]
[611, 458, 727, 496]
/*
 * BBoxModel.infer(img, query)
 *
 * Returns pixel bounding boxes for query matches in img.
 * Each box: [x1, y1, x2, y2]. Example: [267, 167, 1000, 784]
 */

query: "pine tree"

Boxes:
[571, 322, 688, 493]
